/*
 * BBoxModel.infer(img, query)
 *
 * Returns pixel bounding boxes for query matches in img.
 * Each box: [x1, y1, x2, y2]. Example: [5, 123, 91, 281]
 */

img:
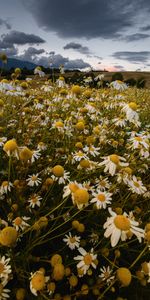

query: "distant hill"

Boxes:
[0, 58, 37, 70]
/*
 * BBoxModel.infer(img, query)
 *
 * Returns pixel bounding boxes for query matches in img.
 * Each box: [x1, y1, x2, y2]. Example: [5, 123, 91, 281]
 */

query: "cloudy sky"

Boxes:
[0, 0, 150, 71]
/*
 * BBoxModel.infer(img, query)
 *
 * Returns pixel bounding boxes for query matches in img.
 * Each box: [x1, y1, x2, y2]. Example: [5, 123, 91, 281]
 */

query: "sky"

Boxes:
[0, 0, 150, 71]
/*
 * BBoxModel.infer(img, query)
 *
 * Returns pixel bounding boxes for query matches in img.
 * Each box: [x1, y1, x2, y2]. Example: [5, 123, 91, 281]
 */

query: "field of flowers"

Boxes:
[0, 71, 150, 300]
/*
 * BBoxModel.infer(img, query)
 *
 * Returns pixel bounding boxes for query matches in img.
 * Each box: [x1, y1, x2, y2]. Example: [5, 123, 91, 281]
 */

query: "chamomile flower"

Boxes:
[63, 181, 81, 198]
[99, 154, 128, 176]
[31, 150, 41, 163]
[28, 194, 42, 208]
[103, 208, 144, 247]
[99, 266, 115, 284]
[128, 135, 149, 150]
[30, 270, 49, 296]
[63, 232, 80, 250]
[37, 142, 47, 151]
[95, 176, 110, 191]
[110, 80, 128, 91]
[0, 284, 10, 300]
[127, 175, 147, 194]
[0, 181, 13, 195]
[0, 256, 12, 286]
[74, 248, 97, 275]
[112, 117, 126, 128]
[83, 145, 100, 157]
[12, 216, 30, 231]
[26, 174, 42, 187]
[72, 188, 89, 210]
[71, 151, 89, 163]
[90, 190, 112, 209]
[3, 139, 19, 159]
[122, 102, 139, 122]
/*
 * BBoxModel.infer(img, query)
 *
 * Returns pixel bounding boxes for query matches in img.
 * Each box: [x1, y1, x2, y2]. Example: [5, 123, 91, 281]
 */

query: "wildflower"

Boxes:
[0, 256, 12, 286]
[90, 190, 112, 209]
[3, 139, 19, 158]
[83, 145, 100, 157]
[0, 137, 7, 147]
[28, 194, 42, 208]
[116, 267, 132, 286]
[37, 142, 47, 151]
[0, 284, 10, 300]
[110, 80, 128, 91]
[19, 147, 32, 162]
[127, 175, 147, 194]
[122, 102, 139, 122]
[99, 266, 115, 284]
[128, 135, 149, 150]
[0, 181, 13, 195]
[31, 150, 41, 163]
[72, 188, 89, 210]
[26, 174, 42, 187]
[95, 176, 110, 191]
[74, 247, 97, 275]
[103, 208, 144, 247]
[12, 216, 30, 231]
[0, 226, 18, 246]
[52, 165, 70, 184]
[99, 154, 128, 176]
[112, 117, 126, 128]
[71, 151, 89, 163]
[53, 263, 65, 281]
[30, 270, 49, 296]
[71, 85, 81, 96]
[63, 232, 80, 250]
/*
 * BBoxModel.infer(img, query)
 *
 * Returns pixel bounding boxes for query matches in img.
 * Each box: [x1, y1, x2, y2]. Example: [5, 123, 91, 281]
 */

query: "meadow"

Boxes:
[0, 70, 150, 300]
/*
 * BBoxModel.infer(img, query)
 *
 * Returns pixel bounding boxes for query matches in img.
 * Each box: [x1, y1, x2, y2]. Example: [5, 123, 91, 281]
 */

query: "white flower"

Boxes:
[26, 174, 42, 187]
[122, 102, 139, 122]
[128, 136, 149, 150]
[95, 176, 110, 191]
[99, 266, 115, 284]
[127, 175, 147, 195]
[94, 74, 104, 81]
[28, 194, 42, 208]
[51, 170, 70, 184]
[74, 248, 97, 275]
[0, 256, 12, 287]
[112, 117, 126, 128]
[90, 190, 112, 209]
[63, 232, 80, 250]
[30, 270, 49, 296]
[110, 80, 128, 91]
[12, 216, 30, 231]
[0, 182, 13, 195]
[71, 151, 89, 163]
[83, 145, 100, 157]
[31, 150, 41, 163]
[0, 284, 10, 299]
[63, 181, 81, 198]
[99, 154, 128, 176]
[103, 208, 144, 247]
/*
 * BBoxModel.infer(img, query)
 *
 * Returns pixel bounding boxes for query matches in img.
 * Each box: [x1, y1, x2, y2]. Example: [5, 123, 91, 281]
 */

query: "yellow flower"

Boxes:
[51, 254, 62, 267]
[53, 263, 65, 281]
[72, 85, 81, 95]
[3, 139, 18, 157]
[0, 226, 18, 246]
[116, 267, 132, 286]
[52, 165, 64, 177]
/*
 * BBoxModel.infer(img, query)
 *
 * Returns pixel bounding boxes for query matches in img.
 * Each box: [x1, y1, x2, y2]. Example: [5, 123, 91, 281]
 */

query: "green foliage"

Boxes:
[111, 72, 124, 81]
[136, 77, 146, 89]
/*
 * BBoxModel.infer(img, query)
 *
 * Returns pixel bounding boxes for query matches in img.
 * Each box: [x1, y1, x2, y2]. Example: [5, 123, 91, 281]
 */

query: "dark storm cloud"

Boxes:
[34, 53, 91, 69]
[114, 65, 125, 70]
[2, 30, 45, 45]
[140, 25, 150, 31]
[123, 33, 150, 42]
[0, 18, 11, 30]
[112, 51, 150, 63]
[22, 0, 150, 39]
[64, 42, 91, 55]
[19, 47, 45, 61]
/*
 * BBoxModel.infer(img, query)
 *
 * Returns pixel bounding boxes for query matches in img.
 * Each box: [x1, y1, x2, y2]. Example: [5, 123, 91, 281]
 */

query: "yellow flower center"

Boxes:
[133, 181, 140, 188]
[14, 217, 22, 226]
[69, 183, 79, 193]
[31, 196, 38, 203]
[19, 147, 32, 161]
[73, 189, 89, 205]
[0, 263, 4, 274]
[134, 137, 142, 142]
[0, 226, 18, 246]
[55, 121, 64, 128]
[110, 154, 120, 164]
[79, 159, 90, 168]
[31, 176, 38, 182]
[97, 194, 106, 202]
[84, 254, 92, 265]
[114, 215, 130, 231]
[52, 165, 64, 177]
[1, 181, 9, 187]
[69, 237, 76, 243]
[3, 139, 18, 152]
[77, 151, 84, 157]
[128, 102, 137, 111]
[76, 122, 85, 130]
[31, 273, 45, 291]
[100, 180, 106, 187]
